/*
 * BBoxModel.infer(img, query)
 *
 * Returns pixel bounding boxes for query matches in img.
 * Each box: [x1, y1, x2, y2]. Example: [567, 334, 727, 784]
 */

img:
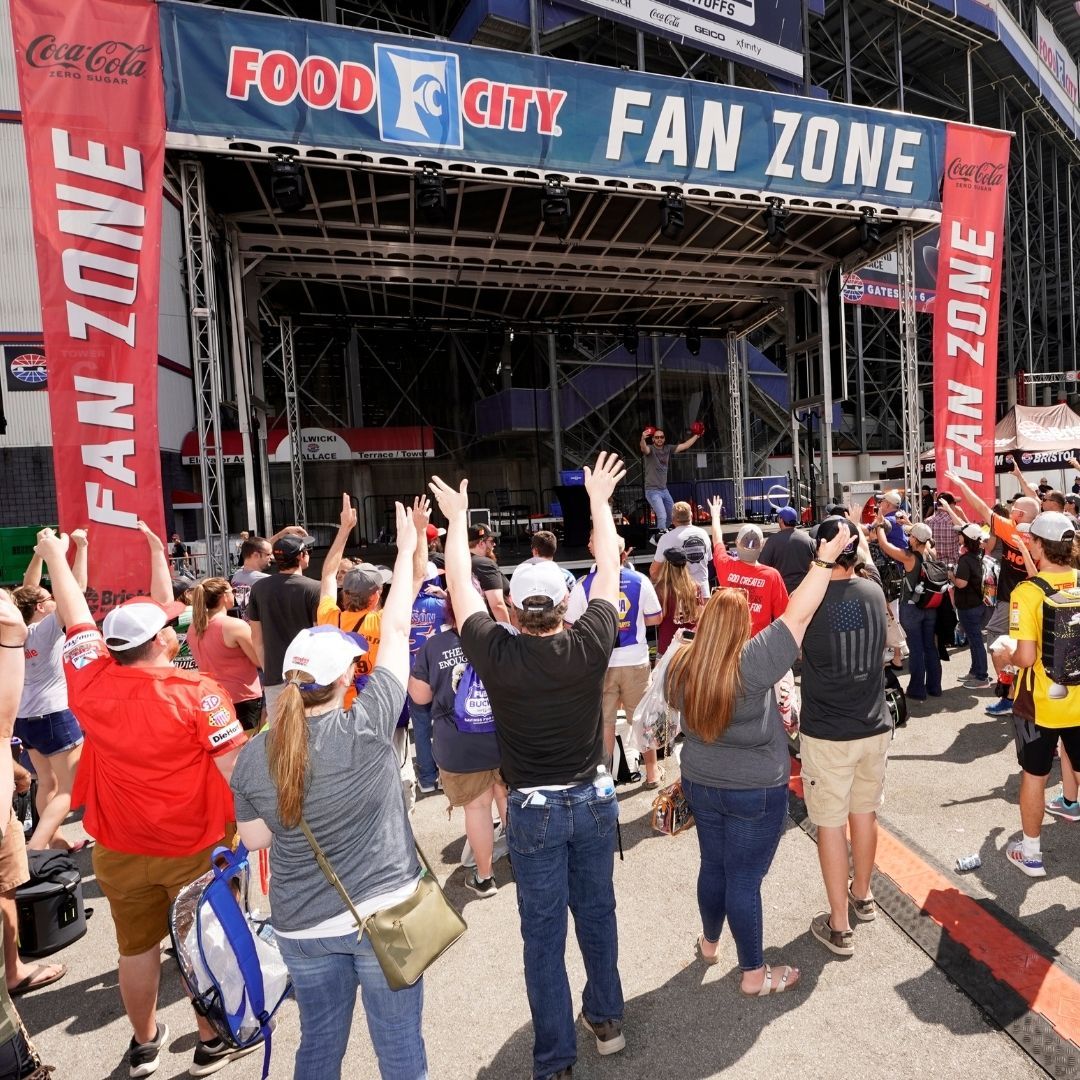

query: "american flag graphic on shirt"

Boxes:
[826, 596, 879, 677]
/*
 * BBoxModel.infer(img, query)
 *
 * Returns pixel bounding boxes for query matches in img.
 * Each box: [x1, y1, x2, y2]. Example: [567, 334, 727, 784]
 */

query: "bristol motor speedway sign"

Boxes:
[159, 1, 956, 211]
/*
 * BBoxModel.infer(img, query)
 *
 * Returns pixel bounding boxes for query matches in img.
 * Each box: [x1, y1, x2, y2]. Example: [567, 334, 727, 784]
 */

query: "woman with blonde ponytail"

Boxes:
[186, 578, 263, 731]
[230, 502, 428, 1080]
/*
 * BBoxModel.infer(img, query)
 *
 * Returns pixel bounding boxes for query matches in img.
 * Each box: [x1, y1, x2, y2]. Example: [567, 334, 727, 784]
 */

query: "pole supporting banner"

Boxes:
[12, 0, 167, 618]
[932, 126, 1011, 510]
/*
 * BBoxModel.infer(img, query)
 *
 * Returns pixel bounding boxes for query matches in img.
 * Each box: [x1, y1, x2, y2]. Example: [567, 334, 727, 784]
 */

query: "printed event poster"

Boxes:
[931, 125, 1011, 510]
[11, 0, 166, 618]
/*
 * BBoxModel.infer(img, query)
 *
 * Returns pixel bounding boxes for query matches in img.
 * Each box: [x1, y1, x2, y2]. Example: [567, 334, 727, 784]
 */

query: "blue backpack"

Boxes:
[169, 845, 292, 1079]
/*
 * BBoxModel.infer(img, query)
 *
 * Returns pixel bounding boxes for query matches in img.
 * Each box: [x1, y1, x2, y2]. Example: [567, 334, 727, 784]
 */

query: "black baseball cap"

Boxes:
[272, 533, 315, 560]
[815, 515, 859, 554]
[468, 524, 494, 543]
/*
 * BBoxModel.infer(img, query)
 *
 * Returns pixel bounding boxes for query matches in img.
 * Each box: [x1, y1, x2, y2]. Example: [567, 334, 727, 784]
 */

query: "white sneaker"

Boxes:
[461, 823, 507, 869]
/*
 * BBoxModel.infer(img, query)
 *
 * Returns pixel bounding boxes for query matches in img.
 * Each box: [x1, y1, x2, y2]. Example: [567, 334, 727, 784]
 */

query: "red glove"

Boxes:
[690, 420, 706, 436]
[643, 426, 656, 438]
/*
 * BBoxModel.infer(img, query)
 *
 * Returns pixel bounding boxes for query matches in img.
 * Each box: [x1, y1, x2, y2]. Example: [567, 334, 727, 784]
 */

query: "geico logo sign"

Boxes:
[695, 24, 727, 40]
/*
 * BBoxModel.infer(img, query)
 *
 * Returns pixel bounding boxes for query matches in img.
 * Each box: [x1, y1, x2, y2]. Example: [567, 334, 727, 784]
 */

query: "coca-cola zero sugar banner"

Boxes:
[12, 0, 166, 618]
[932, 126, 1011, 509]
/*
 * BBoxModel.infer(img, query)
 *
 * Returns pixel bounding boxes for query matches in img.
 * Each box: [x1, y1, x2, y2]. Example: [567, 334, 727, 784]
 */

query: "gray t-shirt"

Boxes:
[800, 577, 889, 741]
[231, 668, 420, 933]
[246, 572, 320, 685]
[644, 445, 674, 490]
[18, 613, 67, 716]
[674, 620, 797, 790]
[230, 567, 269, 620]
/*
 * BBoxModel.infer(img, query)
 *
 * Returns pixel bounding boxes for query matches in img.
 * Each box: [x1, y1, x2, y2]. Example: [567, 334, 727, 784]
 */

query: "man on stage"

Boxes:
[640, 423, 703, 543]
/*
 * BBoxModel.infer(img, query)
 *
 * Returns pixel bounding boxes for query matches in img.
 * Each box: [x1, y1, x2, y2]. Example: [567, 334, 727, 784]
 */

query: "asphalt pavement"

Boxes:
[16, 647, 1068, 1080]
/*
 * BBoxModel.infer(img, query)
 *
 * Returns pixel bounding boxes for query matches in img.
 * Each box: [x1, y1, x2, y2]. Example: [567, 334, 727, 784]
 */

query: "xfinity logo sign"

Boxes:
[375, 45, 463, 149]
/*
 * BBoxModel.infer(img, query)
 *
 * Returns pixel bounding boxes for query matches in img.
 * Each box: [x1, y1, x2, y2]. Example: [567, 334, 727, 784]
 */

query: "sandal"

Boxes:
[695, 934, 720, 966]
[643, 765, 666, 791]
[739, 963, 799, 997]
[10, 963, 66, 997]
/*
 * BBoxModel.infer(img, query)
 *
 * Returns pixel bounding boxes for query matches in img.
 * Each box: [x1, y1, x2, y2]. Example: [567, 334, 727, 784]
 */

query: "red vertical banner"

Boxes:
[932, 125, 1011, 509]
[12, 0, 166, 619]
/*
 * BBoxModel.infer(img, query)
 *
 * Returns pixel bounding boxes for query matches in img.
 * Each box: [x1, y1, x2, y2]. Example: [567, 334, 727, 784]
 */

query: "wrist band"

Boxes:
[0, 642, 22, 649]
[813, 558, 836, 569]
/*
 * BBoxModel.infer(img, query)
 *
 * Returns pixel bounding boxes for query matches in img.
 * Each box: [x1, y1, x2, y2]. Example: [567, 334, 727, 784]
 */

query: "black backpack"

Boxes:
[913, 554, 951, 609]
[1027, 575, 1080, 688]
[883, 666, 908, 728]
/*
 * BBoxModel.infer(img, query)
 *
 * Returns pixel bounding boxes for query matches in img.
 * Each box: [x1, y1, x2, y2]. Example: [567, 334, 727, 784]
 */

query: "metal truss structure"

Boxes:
[279, 317, 307, 530]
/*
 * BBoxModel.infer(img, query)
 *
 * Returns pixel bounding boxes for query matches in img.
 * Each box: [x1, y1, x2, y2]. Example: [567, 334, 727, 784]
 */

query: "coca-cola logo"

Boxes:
[650, 9, 682, 27]
[25, 35, 149, 79]
[946, 157, 1005, 188]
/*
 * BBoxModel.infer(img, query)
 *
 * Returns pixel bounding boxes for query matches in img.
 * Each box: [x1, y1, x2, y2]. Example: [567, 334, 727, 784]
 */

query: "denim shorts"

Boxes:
[14, 709, 84, 756]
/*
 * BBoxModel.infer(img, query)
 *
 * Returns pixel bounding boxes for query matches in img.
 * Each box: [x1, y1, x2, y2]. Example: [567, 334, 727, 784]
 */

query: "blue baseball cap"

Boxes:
[776, 507, 798, 525]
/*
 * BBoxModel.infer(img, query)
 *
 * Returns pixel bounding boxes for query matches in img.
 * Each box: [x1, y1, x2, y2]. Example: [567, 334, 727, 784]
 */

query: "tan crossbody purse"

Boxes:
[299, 819, 467, 991]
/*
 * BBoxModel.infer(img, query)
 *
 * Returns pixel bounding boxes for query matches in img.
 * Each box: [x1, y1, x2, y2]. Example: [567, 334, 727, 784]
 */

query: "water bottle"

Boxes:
[593, 765, 615, 798]
[955, 854, 982, 872]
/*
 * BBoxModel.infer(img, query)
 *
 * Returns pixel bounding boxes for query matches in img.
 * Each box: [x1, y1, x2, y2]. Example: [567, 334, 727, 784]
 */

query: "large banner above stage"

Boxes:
[158, 2, 951, 211]
[12, 0, 166, 619]
[556, 0, 805, 82]
[931, 125, 1010, 508]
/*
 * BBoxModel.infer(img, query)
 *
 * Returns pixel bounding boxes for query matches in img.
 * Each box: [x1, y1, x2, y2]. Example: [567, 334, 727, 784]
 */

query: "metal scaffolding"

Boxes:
[280, 316, 307, 530]
[179, 159, 230, 575]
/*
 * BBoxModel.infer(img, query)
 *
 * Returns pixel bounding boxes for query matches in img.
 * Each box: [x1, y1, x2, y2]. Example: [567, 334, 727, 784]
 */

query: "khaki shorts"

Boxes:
[602, 663, 651, 729]
[0, 811, 29, 894]
[94, 842, 220, 956]
[800, 731, 892, 828]
[441, 768, 504, 809]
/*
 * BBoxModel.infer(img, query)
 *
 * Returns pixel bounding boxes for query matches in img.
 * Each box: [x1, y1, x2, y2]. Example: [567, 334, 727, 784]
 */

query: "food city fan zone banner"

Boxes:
[158, 1, 953, 211]
[931, 125, 1011, 508]
[12, 0, 166, 618]
[557, 0, 805, 82]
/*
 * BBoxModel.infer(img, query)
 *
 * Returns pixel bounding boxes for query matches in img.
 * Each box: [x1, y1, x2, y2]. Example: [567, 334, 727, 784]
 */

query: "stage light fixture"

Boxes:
[763, 199, 789, 247]
[541, 177, 571, 234]
[686, 327, 701, 356]
[416, 167, 446, 222]
[622, 326, 639, 354]
[660, 188, 685, 240]
[270, 157, 306, 213]
[858, 207, 881, 249]
[557, 325, 575, 352]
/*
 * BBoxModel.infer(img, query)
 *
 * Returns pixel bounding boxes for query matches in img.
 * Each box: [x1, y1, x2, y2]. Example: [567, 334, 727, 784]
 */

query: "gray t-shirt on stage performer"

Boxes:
[231, 668, 421, 933]
[644, 445, 674, 490]
[800, 577, 889, 741]
[673, 620, 798, 790]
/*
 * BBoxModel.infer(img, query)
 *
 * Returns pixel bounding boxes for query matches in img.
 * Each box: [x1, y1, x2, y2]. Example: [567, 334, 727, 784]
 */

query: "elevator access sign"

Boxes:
[159, 2, 954, 211]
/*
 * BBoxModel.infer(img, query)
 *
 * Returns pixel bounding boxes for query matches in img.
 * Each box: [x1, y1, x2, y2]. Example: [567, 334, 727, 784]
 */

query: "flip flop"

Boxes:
[67, 839, 94, 854]
[695, 934, 720, 966]
[10, 963, 66, 996]
[739, 963, 799, 997]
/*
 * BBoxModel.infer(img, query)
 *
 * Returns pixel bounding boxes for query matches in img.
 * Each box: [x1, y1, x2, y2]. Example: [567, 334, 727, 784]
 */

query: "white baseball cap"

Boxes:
[882, 490, 902, 506]
[510, 560, 569, 612]
[1029, 511, 1077, 543]
[102, 597, 186, 651]
[735, 524, 763, 562]
[282, 626, 366, 687]
[959, 523, 985, 542]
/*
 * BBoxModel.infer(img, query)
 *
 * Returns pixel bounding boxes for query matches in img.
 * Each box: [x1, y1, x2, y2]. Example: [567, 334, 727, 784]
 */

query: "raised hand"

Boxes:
[339, 492, 358, 531]
[71, 528, 88, 548]
[395, 501, 417, 558]
[708, 495, 723, 517]
[583, 452, 626, 501]
[428, 475, 469, 519]
[0, 590, 27, 645]
[136, 520, 164, 551]
[34, 528, 69, 559]
[411, 495, 432, 531]
[817, 526, 854, 563]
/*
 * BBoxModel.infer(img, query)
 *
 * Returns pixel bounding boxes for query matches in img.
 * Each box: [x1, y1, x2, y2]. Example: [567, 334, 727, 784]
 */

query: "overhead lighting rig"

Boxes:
[541, 176, 571, 234]
[763, 198, 789, 248]
[660, 187, 685, 240]
[416, 166, 446, 222]
[270, 155, 306, 213]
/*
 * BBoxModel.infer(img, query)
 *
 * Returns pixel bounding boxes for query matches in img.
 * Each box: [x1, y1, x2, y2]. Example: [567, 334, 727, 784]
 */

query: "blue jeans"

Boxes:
[408, 699, 437, 787]
[899, 603, 942, 698]
[956, 605, 989, 680]
[680, 780, 788, 971]
[645, 488, 674, 533]
[276, 931, 427, 1080]
[506, 782, 623, 1078]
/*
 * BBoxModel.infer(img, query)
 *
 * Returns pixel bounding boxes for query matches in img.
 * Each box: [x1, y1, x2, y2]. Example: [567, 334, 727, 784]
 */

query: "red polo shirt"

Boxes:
[64, 625, 245, 857]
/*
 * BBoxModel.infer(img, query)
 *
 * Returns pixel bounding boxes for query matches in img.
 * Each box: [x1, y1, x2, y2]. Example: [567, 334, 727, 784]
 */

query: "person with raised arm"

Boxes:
[34, 525, 249, 1078]
[230, 503, 430, 1080]
[429, 453, 626, 1080]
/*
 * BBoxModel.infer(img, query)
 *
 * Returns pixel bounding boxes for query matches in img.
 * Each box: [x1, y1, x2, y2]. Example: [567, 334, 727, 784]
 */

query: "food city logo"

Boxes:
[945, 156, 1005, 191]
[24, 35, 150, 84]
[226, 43, 568, 147]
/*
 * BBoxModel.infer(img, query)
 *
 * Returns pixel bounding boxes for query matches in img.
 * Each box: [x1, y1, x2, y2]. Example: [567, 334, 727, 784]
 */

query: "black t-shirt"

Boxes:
[953, 551, 984, 609]
[759, 527, 816, 592]
[800, 577, 889, 741]
[471, 555, 509, 596]
[459, 600, 618, 789]
[246, 572, 321, 686]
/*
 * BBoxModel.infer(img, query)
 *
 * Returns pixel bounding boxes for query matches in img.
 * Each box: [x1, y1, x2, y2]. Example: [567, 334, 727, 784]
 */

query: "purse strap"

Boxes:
[297, 817, 438, 931]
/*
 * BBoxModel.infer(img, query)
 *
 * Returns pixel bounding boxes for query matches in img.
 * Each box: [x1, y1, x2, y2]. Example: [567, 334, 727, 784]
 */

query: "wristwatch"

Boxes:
[813, 558, 835, 569]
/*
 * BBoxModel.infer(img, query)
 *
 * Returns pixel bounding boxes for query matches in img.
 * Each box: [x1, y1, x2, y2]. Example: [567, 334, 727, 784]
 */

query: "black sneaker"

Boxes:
[464, 871, 497, 898]
[128, 1022, 169, 1078]
[189, 1037, 260, 1076]
[581, 1015, 625, 1056]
